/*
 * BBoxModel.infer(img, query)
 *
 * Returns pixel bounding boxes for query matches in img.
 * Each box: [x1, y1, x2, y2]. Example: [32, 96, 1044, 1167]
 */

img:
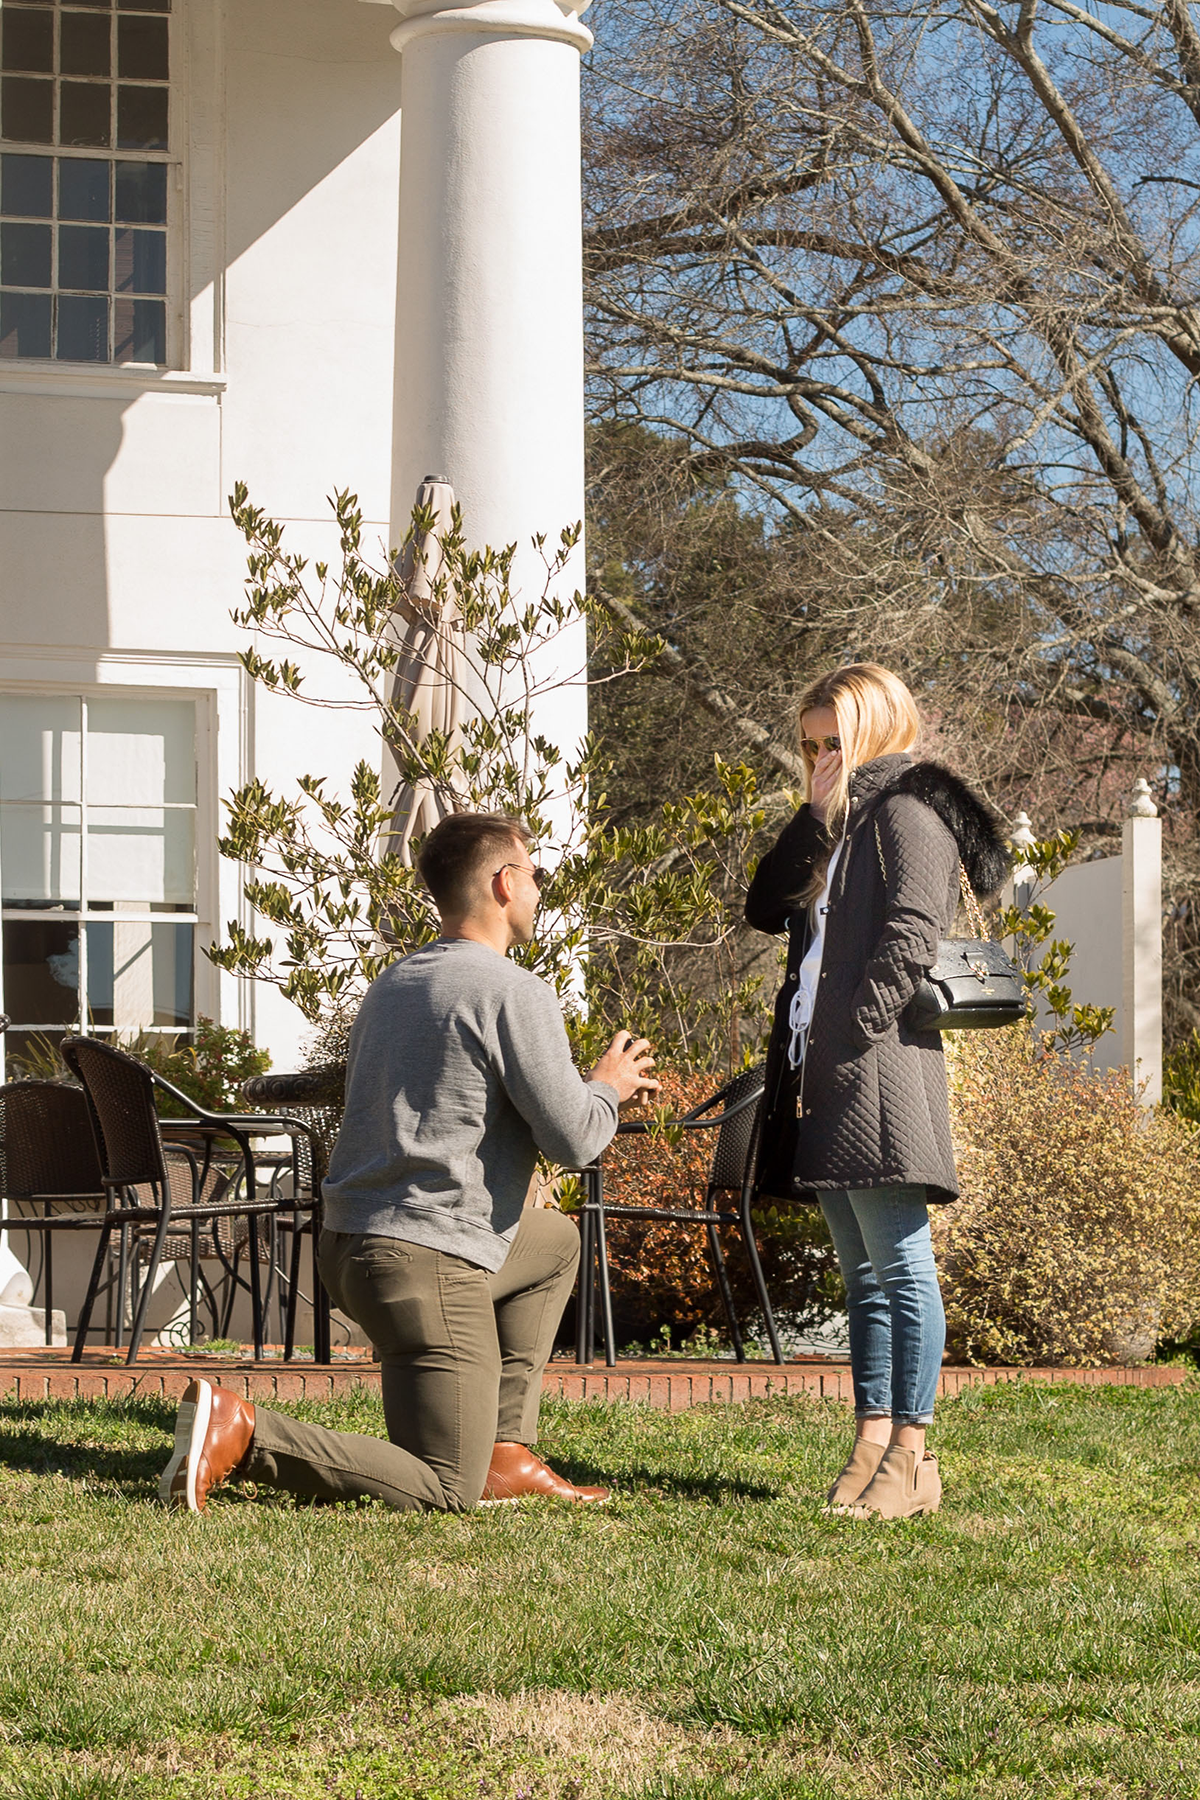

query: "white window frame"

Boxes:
[0, 0, 182, 371]
[0, 647, 250, 1078]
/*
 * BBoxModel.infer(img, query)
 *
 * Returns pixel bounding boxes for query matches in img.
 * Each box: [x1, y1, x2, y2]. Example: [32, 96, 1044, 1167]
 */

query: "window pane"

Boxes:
[0, 289, 50, 356]
[60, 11, 111, 78]
[2, 75, 54, 143]
[2, 10, 55, 75]
[56, 290, 106, 358]
[116, 82, 165, 149]
[1, 151, 52, 215]
[58, 154, 109, 220]
[113, 157, 163, 221]
[118, 0, 170, 11]
[113, 225, 162, 291]
[117, 15, 165, 80]
[87, 697, 194, 804]
[58, 220, 108, 289]
[1, 218, 51, 285]
[113, 291, 161, 361]
[59, 79, 110, 146]
[86, 807, 194, 904]
[0, 803, 82, 904]
[85, 917, 114, 1023]
[0, 695, 82, 801]
[86, 918, 140, 1027]
[153, 921, 191, 1025]
[86, 918, 191, 1029]
[2, 919, 81, 1027]
[73, 1, 113, 10]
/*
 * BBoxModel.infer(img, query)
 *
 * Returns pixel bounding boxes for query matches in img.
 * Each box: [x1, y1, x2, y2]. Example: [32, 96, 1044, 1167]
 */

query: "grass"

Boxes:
[0, 1381, 1198, 1798]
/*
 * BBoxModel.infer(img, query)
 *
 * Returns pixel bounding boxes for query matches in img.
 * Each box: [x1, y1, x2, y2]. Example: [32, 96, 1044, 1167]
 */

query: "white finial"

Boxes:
[1127, 777, 1158, 818]
[1010, 810, 1036, 852]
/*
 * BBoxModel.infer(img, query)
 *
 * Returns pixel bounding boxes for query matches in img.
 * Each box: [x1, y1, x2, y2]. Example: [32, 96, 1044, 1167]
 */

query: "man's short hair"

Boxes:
[417, 811, 533, 913]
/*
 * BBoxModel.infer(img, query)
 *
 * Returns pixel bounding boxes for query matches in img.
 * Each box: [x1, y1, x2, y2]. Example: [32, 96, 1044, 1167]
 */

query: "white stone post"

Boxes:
[1008, 810, 1037, 912]
[384, 0, 592, 809]
[1123, 778, 1162, 1105]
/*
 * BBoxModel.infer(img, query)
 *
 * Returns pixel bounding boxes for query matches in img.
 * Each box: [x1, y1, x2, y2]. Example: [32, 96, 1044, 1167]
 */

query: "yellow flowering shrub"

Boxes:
[939, 1029, 1200, 1366]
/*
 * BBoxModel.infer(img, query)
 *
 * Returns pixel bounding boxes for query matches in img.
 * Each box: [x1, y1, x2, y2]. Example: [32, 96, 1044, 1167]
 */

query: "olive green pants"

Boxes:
[243, 1206, 580, 1511]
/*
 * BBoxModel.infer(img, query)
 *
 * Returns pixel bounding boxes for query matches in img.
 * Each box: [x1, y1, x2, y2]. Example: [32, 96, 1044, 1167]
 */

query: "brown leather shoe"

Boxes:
[159, 1378, 255, 1513]
[480, 1442, 610, 1505]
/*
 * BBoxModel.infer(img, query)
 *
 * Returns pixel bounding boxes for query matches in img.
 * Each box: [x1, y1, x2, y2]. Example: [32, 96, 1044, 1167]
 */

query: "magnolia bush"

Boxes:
[211, 484, 772, 1068]
[939, 1028, 1200, 1366]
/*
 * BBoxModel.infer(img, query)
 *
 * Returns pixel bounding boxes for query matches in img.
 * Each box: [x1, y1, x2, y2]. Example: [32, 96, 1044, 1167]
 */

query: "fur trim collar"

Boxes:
[850, 757, 1011, 896]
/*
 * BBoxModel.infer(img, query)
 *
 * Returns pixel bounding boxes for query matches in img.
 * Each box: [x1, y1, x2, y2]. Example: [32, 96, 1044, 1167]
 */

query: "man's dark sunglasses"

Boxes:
[494, 862, 548, 890]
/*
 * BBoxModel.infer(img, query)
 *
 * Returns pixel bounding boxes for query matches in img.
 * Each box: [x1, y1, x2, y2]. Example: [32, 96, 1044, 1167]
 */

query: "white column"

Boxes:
[1122, 778, 1162, 1106]
[385, 0, 592, 796]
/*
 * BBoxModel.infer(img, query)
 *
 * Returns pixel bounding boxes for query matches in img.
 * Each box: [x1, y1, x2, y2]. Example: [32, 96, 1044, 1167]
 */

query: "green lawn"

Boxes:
[0, 1381, 1198, 1800]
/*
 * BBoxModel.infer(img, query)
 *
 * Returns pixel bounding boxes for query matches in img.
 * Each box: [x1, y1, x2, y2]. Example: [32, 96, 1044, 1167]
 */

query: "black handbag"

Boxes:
[875, 824, 1028, 1032]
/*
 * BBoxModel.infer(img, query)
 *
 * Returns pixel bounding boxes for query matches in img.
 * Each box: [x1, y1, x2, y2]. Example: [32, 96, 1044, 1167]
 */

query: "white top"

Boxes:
[787, 835, 844, 1070]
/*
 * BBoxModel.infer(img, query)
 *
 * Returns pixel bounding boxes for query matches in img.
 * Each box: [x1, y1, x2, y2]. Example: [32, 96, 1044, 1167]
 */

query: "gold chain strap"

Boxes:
[874, 821, 988, 942]
[957, 865, 988, 940]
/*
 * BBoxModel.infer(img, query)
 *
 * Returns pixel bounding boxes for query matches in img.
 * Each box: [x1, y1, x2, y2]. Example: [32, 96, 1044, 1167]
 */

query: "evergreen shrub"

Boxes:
[8, 1018, 269, 1118]
[1163, 1027, 1200, 1129]
[938, 1028, 1200, 1366]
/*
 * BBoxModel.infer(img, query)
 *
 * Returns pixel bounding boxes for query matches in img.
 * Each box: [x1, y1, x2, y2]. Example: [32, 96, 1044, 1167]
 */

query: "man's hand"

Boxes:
[587, 1032, 660, 1106]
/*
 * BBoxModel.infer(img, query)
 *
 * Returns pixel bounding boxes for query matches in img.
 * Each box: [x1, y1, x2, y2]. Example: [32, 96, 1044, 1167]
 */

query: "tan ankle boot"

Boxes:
[822, 1437, 887, 1510]
[848, 1445, 941, 1520]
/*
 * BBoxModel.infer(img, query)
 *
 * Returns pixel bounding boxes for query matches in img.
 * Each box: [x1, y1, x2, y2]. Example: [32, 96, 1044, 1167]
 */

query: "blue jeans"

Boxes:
[819, 1186, 946, 1427]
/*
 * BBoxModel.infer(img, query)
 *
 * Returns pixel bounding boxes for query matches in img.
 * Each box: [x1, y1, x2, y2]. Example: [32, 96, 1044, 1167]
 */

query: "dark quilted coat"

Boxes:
[746, 756, 1010, 1206]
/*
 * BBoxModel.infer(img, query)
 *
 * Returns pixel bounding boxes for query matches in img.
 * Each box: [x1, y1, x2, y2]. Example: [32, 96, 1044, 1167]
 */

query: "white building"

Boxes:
[0, 0, 591, 1080]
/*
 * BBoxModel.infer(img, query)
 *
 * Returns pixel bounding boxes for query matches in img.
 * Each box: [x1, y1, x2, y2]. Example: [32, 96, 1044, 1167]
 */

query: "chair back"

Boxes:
[707, 1064, 766, 1193]
[60, 1037, 168, 1188]
[0, 1081, 105, 1199]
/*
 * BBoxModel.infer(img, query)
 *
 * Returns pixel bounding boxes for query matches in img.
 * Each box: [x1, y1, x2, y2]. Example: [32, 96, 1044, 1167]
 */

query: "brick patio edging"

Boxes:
[0, 1353, 1187, 1407]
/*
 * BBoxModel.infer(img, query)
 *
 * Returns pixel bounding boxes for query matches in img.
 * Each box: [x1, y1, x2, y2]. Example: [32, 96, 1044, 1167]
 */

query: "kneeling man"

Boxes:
[160, 811, 656, 1513]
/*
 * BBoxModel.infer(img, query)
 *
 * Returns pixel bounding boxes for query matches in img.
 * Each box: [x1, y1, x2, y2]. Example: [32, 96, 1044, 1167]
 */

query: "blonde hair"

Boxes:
[793, 662, 921, 902]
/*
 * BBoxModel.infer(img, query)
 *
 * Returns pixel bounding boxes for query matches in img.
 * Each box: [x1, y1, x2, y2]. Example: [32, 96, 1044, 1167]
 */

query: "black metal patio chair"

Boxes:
[0, 1080, 109, 1346]
[60, 1036, 326, 1364]
[241, 1061, 344, 1357]
[574, 1063, 784, 1367]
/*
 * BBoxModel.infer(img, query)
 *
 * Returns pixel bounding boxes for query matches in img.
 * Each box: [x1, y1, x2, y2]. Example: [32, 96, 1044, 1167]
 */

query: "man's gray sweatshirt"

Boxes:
[321, 938, 620, 1271]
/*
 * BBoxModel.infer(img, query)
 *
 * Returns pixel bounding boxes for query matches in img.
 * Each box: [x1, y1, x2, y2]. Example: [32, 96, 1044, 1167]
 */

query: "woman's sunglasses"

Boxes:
[800, 735, 841, 759]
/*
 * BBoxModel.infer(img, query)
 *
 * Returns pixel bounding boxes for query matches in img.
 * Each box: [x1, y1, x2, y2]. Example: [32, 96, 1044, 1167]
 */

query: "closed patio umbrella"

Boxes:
[383, 475, 469, 865]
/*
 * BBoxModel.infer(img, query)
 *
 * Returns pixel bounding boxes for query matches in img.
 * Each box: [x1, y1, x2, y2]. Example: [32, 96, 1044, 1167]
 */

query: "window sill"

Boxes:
[0, 364, 226, 401]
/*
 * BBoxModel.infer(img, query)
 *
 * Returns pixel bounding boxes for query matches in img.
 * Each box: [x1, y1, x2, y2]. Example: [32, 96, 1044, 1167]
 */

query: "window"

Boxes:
[0, 0, 170, 365]
[0, 693, 197, 1071]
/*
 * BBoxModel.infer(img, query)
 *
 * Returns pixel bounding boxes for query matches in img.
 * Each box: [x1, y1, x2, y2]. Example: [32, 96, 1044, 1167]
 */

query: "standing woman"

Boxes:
[745, 664, 1008, 1518]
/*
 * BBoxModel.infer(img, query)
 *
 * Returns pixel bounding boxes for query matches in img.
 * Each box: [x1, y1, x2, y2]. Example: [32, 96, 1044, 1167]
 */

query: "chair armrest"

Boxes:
[145, 1069, 318, 1140]
[613, 1081, 763, 1138]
